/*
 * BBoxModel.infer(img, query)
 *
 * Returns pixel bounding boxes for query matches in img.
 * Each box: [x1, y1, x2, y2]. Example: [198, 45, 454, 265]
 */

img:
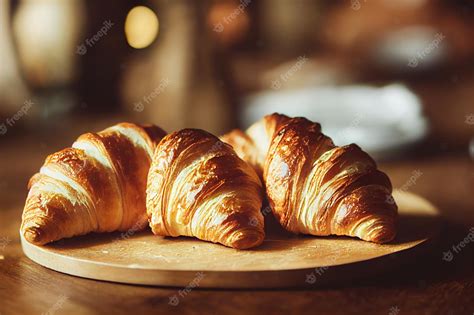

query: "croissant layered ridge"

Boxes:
[146, 129, 265, 249]
[21, 123, 166, 245]
[222, 113, 398, 244]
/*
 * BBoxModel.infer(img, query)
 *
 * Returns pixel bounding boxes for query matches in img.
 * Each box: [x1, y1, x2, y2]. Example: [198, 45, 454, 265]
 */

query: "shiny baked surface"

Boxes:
[21, 123, 166, 245]
[222, 113, 398, 243]
[146, 128, 264, 249]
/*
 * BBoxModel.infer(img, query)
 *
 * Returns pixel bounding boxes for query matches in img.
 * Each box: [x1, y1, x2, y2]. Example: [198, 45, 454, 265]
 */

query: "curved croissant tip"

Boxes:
[362, 221, 397, 244]
[350, 215, 397, 244]
[228, 230, 264, 250]
[367, 228, 396, 244]
[22, 227, 48, 245]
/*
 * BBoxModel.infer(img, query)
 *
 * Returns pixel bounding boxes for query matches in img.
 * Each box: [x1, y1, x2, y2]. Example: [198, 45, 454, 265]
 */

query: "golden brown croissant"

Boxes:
[222, 113, 398, 244]
[146, 129, 265, 249]
[21, 122, 166, 245]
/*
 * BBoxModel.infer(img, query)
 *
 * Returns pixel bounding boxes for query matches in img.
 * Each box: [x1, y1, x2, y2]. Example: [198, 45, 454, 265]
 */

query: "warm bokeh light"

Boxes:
[124, 6, 159, 49]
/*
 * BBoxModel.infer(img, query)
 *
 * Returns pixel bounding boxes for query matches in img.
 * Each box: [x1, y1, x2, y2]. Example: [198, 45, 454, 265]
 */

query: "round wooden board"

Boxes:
[21, 191, 441, 288]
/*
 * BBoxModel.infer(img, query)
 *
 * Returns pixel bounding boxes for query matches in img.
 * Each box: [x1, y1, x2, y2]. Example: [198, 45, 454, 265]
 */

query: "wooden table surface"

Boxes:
[1, 119, 473, 315]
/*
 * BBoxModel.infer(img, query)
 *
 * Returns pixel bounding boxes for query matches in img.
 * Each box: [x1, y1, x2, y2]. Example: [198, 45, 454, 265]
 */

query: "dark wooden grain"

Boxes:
[0, 120, 473, 315]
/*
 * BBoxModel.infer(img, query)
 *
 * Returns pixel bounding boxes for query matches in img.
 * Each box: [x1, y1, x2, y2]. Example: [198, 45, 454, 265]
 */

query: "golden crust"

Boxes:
[21, 123, 166, 245]
[222, 113, 398, 244]
[220, 129, 262, 178]
[146, 129, 264, 249]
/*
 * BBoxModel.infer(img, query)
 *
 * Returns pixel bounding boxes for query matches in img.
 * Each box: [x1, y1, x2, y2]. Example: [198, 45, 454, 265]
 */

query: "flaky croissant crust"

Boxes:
[21, 123, 166, 245]
[222, 113, 398, 244]
[146, 129, 265, 249]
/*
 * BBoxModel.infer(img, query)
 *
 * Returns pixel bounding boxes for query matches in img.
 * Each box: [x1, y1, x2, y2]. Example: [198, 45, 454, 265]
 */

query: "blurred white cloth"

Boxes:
[243, 84, 428, 159]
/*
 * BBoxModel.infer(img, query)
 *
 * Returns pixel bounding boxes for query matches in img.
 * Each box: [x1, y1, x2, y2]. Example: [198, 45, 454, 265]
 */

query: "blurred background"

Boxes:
[1, 2, 474, 312]
[0, 0, 473, 220]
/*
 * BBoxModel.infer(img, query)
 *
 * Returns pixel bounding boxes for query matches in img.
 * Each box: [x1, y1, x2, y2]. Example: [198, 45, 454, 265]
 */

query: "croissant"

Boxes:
[146, 128, 265, 249]
[21, 122, 166, 245]
[222, 113, 398, 244]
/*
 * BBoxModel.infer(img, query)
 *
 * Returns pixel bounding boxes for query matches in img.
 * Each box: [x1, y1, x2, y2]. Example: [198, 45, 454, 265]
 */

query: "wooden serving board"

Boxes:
[21, 191, 441, 288]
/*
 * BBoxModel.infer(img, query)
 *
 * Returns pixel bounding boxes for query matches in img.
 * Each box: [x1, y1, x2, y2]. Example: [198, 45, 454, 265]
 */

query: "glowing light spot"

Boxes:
[125, 6, 159, 49]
